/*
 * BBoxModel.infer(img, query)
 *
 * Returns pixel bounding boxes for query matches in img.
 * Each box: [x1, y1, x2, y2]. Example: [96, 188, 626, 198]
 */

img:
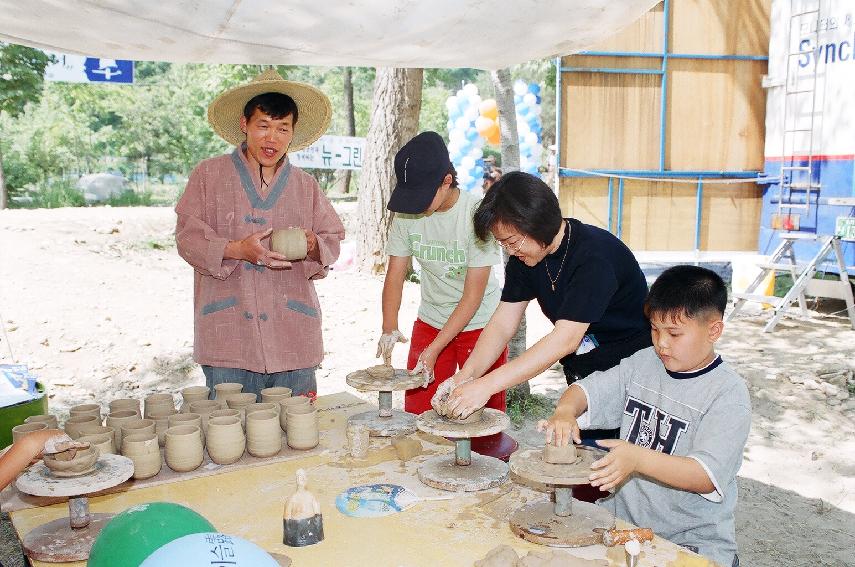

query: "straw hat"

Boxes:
[207, 68, 332, 151]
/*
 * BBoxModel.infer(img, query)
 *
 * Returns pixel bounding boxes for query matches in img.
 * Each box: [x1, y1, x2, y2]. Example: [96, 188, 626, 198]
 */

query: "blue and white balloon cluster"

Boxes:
[445, 83, 485, 193]
[514, 81, 543, 176]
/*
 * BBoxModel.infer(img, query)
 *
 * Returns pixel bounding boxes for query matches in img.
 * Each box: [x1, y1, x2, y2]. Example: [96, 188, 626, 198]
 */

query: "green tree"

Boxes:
[0, 43, 53, 208]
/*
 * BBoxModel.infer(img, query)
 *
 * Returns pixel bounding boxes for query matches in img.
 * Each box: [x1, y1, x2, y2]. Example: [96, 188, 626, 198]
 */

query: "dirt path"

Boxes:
[1, 206, 853, 566]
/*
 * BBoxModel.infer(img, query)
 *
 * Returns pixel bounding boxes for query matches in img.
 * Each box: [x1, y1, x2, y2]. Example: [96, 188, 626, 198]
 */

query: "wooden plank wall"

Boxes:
[559, 0, 770, 251]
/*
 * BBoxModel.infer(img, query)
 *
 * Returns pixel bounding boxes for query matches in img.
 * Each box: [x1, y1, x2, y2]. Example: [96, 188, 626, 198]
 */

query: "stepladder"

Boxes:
[729, 234, 855, 332]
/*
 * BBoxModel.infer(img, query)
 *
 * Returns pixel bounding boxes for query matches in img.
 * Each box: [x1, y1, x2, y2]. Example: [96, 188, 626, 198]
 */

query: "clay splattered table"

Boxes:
[509, 446, 614, 547]
[15, 453, 134, 562]
[416, 408, 510, 492]
[345, 366, 423, 437]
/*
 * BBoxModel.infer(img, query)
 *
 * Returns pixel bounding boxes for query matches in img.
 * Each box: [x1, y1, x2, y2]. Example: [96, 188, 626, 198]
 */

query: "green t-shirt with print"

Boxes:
[386, 190, 501, 331]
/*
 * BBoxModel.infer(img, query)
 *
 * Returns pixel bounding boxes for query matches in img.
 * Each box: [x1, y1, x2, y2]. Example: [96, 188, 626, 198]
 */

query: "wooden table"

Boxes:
[5, 392, 712, 566]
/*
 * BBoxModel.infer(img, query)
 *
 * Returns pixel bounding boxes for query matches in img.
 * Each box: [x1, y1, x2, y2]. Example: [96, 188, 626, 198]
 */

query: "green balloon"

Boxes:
[88, 502, 215, 567]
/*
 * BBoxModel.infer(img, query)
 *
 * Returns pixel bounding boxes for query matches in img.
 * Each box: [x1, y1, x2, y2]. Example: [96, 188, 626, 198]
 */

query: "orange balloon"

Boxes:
[479, 99, 499, 121]
[475, 116, 493, 135]
[485, 122, 500, 145]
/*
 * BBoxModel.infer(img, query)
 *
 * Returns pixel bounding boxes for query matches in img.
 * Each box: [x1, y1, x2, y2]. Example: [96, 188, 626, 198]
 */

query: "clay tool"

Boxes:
[346, 365, 423, 436]
[416, 408, 510, 492]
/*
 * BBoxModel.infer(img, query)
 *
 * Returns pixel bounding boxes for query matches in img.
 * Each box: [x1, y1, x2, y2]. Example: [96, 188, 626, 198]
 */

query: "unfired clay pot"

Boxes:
[43, 445, 99, 477]
[64, 415, 99, 439]
[246, 410, 281, 458]
[76, 424, 115, 440]
[260, 387, 292, 404]
[169, 413, 203, 443]
[12, 422, 47, 443]
[180, 386, 210, 412]
[109, 398, 141, 417]
[245, 402, 279, 417]
[79, 432, 115, 455]
[165, 425, 204, 473]
[278, 396, 310, 431]
[189, 400, 222, 434]
[226, 393, 257, 410]
[69, 403, 102, 420]
[206, 415, 245, 465]
[122, 418, 156, 440]
[121, 432, 161, 479]
[543, 442, 578, 464]
[211, 408, 243, 429]
[286, 405, 319, 450]
[270, 228, 308, 261]
[144, 393, 176, 419]
[148, 408, 173, 447]
[214, 383, 243, 407]
[25, 414, 59, 429]
[106, 410, 139, 452]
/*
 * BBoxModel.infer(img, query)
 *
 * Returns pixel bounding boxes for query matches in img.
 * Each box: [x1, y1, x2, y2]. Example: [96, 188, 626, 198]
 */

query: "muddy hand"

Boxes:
[410, 359, 434, 389]
[376, 330, 408, 366]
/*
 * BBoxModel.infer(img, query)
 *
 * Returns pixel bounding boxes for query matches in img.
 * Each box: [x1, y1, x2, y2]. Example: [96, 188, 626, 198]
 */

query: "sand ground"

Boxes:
[1, 205, 853, 566]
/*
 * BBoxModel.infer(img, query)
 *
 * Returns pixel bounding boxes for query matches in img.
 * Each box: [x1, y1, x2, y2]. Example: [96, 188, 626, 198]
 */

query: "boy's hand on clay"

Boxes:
[589, 439, 641, 492]
[446, 378, 490, 419]
[537, 408, 581, 448]
[242, 228, 292, 269]
[376, 330, 408, 366]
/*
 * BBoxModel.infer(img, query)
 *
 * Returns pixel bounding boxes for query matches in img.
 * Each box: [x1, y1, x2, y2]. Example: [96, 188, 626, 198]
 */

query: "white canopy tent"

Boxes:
[0, 0, 656, 68]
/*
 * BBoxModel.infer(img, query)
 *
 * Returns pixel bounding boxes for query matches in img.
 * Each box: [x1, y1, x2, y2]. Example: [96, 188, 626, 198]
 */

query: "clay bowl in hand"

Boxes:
[43, 445, 100, 477]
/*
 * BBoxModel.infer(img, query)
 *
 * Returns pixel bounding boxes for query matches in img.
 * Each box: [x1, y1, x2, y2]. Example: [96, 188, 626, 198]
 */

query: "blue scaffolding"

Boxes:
[554, 0, 770, 252]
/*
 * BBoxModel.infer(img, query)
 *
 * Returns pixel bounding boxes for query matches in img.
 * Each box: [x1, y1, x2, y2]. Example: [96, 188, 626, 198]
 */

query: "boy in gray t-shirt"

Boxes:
[540, 265, 750, 567]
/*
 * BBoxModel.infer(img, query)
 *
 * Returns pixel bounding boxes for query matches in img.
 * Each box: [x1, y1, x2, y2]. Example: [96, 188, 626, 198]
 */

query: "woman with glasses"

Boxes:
[441, 172, 651, 447]
[376, 132, 517, 459]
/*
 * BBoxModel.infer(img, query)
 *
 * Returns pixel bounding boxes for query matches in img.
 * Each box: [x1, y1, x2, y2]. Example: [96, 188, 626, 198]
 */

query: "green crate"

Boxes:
[0, 382, 49, 448]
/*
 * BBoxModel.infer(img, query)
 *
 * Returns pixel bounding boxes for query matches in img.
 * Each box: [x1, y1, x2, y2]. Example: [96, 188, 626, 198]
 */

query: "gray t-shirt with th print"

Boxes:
[576, 347, 751, 567]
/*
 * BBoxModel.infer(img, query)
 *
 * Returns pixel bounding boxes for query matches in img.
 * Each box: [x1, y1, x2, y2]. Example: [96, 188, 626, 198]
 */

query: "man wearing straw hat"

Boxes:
[175, 69, 345, 398]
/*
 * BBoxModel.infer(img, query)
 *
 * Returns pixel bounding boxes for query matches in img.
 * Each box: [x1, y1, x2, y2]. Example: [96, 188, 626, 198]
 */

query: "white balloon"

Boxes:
[470, 94, 482, 106]
[445, 96, 459, 111]
[464, 106, 478, 121]
[525, 131, 538, 145]
[449, 130, 465, 143]
[513, 81, 528, 96]
[517, 121, 531, 135]
[454, 117, 469, 131]
[463, 83, 479, 97]
[461, 156, 476, 169]
[523, 93, 537, 106]
[470, 147, 484, 159]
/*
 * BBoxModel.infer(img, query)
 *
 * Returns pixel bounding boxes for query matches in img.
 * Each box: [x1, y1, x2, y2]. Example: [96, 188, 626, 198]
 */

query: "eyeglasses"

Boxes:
[498, 234, 527, 255]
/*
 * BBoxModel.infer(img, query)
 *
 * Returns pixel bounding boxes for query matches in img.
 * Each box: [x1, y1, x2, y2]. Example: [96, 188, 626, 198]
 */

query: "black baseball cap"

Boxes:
[387, 131, 451, 214]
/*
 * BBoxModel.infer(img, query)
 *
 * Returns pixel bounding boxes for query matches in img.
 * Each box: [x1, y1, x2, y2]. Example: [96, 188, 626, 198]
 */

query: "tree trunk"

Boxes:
[492, 68, 529, 393]
[0, 145, 6, 210]
[340, 67, 355, 193]
[356, 68, 423, 274]
[491, 68, 520, 173]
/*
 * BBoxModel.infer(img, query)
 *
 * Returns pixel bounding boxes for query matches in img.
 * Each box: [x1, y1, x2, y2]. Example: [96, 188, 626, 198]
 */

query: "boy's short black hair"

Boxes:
[473, 171, 562, 246]
[644, 265, 728, 321]
[243, 92, 299, 124]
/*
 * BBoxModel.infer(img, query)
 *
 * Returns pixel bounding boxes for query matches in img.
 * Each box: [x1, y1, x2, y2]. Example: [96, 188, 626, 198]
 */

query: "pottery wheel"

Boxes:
[17, 453, 134, 497]
[345, 366, 423, 391]
[16, 454, 134, 563]
[509, 446, 603, 485]
[417, 452, 509, 492]
[509, 446, 613, 547]
[509, 500, 614, 547]
[417, 408, 509, 438]
[416, 409, 510, 492]
[346, 366, 423, 437]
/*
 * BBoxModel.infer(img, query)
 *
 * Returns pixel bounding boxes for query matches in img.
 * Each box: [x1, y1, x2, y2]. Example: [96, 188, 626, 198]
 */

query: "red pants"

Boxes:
[404, 319, 507, 414]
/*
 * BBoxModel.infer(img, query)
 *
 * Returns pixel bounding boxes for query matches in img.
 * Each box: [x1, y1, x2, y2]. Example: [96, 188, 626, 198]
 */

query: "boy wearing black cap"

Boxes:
[377, 131, 515, 457]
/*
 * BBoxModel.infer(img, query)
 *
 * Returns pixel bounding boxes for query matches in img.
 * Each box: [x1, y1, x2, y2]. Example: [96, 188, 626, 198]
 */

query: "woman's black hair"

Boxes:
[473, 171, 562, 246]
